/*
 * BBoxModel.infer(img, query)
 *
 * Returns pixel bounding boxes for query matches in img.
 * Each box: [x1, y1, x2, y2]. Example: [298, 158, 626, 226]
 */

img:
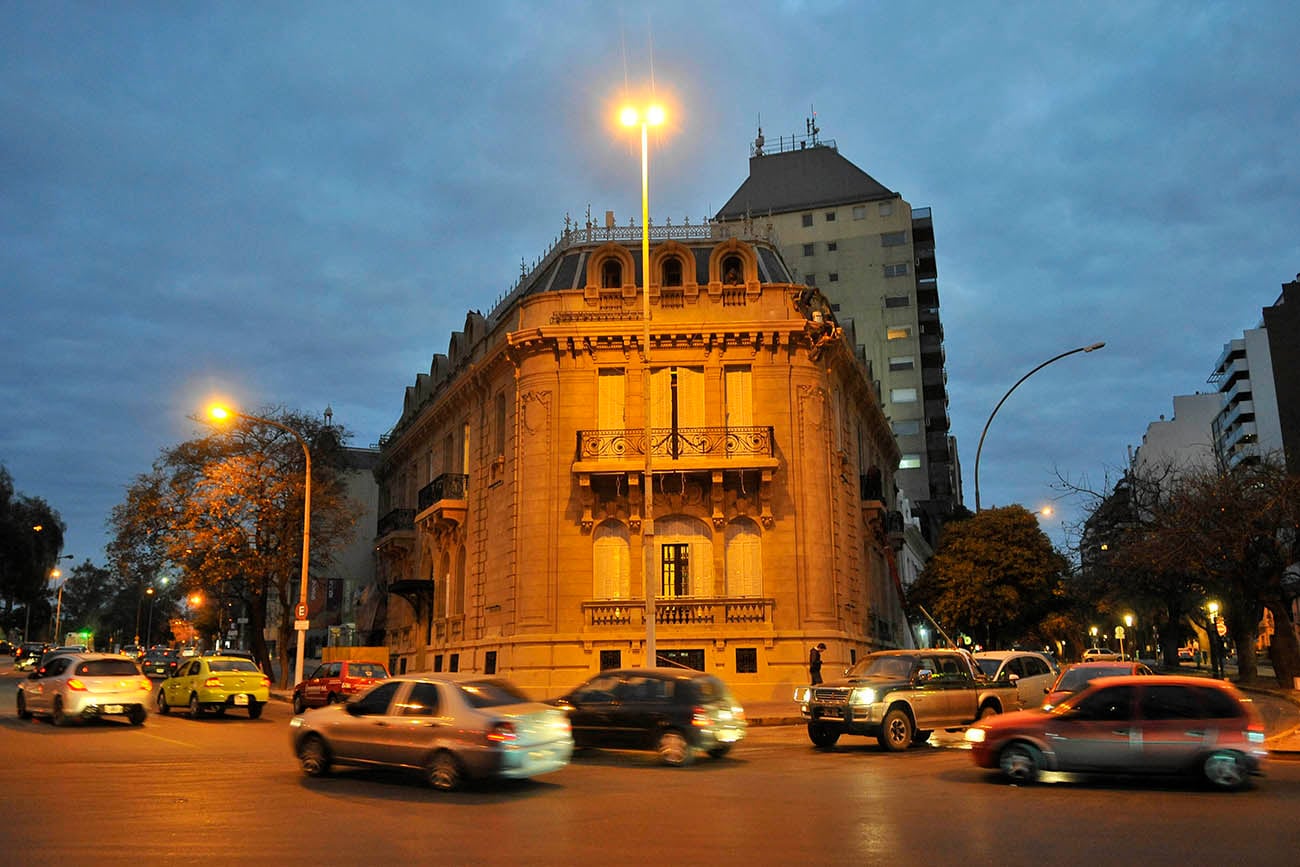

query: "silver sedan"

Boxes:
[289, 674, 573, 791]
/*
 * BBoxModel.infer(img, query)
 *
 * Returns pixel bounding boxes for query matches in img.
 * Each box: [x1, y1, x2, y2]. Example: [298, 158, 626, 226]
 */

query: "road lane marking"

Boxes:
[140, 730, 201, 748]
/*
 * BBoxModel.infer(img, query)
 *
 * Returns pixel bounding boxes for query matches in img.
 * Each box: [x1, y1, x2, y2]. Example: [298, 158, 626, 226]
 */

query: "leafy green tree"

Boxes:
[908, 505, 1070, 650]
[108, 409, 362, 685]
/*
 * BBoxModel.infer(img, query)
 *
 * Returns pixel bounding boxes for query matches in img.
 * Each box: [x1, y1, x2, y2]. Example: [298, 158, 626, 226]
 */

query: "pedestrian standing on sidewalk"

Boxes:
[809, 642, 827, 685]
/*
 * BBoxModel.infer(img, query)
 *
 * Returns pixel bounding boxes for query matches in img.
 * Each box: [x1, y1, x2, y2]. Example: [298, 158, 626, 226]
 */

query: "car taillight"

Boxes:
[138, 679, 151, 691]
[261, 677, 270, 688]
[204, 677, 221, 687]
[67, 679, 87, 691]
[487, 722, 518, 744]
[692, 706, 711, 727]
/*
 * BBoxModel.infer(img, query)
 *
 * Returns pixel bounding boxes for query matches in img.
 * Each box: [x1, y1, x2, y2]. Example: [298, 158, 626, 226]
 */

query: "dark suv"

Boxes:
[141, 649, 181, 679]
[551, 667, 747, 766]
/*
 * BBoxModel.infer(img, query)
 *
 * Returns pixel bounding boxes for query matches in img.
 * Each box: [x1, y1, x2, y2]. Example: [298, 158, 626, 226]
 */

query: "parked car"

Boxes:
[965, 675, 1266, 790]
[120, 644, 145, 661]
[156, 655, 271, 719]
[974, 650, 1058, 709]
[141, 649, 181, 679]
[552, 667, 747, 765]
[1082, 647, 1122, 662]
[1178, 647, 1196, 663]
[1043, 661, 1153, 710]
[292, 660, 390, 713]
[17, 653, 152, 726]
[289, 674, 573, 791]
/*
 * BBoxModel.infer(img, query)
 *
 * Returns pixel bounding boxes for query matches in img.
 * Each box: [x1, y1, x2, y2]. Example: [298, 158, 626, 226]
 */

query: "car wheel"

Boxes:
[656, 729, 694, 766]
[978, 704, 1000, 720]
[327, 693, 340, 704]
[128, 706, 146, 726]
[189, 694, 203, 718]
[913, 729, 933, 746]
[707, 745, 732, 759]
[808, 723, 841, 748]
[427, 750, 464, 791]
[16, 691, 30, 720]
[1203, 751, 1248, 791]
[52, 697, 68, 727]
[877, 708, 913, 752]
[157, 690, 170, 715]
[999, 742, 1042, 784]
[292, 694, 306, 714]
[298, 736, 331, 777]
[248, 700, 263, 720]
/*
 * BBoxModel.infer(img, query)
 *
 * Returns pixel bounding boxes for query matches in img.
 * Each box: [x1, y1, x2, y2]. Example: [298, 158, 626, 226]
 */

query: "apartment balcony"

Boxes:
[416, 472, 469, 534]
[581, 597, 775, 630]
[374, 508, 416, 560]
[574, 426, 778, 474]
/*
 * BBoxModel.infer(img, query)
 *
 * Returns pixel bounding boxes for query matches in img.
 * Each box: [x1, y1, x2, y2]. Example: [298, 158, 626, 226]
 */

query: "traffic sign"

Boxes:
[295, 602, 308, 620]
[1114, 626, 1125, 639]
[1216, 618, 1227, 637]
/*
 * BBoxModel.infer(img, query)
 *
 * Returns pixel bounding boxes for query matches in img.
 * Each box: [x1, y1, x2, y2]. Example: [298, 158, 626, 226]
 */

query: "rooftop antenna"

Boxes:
[807, 105, 820, 146]
[754, 114, 764, 156]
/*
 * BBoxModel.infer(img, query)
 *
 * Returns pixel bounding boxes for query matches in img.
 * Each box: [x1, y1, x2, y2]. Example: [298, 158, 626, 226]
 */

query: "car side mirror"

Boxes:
[1008, 673, 1021, 683]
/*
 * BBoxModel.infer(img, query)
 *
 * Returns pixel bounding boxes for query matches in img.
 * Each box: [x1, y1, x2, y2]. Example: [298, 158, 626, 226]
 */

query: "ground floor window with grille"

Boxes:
[659, 649, 705, 671]
[600, 649, 622, 670]
[735, 647, 758, 673]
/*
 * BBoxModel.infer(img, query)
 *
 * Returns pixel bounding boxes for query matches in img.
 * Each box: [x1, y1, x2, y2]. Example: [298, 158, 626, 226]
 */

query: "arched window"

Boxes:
[655, 515, 713, 597]
[662, 256, 683, 287]
[602, 259, 622, 289]
[722, 255, 744, 285]
[593, 521, 631, 599]
[725, 518, 762, 597]
[453, 546, 467, 615]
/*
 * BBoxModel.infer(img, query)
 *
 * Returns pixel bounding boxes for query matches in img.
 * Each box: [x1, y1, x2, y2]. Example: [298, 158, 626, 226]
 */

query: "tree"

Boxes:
[907, 505, 1070, 650]
[0, 464, 67, 640]
[108, 409, 361, 686]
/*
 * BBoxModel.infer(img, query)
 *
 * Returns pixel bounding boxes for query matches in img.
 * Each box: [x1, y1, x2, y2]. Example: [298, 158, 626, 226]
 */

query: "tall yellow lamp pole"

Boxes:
[620, 102, 665, 668]
[208, 404, 312, 686]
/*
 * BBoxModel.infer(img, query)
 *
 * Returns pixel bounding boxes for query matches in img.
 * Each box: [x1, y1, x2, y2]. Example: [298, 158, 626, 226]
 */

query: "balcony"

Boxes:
[374, 508, 416, 560]
[416, 472, 469, 534]
[573, 426, 778, 474]
[582, 597, 775, 629]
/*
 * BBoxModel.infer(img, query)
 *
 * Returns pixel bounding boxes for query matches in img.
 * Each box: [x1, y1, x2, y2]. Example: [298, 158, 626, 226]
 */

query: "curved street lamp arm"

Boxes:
[973, 342, 1104, 511]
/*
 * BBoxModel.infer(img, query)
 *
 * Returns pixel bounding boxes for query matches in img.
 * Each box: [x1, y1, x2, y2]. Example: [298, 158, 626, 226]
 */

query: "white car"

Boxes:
[17, 652, 152, 726]
[1082, 647, 1122, 662]
[973, 650, 1058, 709]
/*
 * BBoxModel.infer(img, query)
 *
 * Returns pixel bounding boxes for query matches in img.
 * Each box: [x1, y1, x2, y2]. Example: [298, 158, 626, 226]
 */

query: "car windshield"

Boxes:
[846, 654, 916, 679]
[350, 664, 387, 679]
[207, 659, 260, 673]
[1057, 665, 1129, 692]
[77, 659, 140, 676]
[457, 679, 531, 708]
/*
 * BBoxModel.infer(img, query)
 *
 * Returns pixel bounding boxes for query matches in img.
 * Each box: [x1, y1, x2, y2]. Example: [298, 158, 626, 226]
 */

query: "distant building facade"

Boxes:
[1131, 393, 1224, 479]
[715, 125, 960, 546]
[373, 220, 910, 701]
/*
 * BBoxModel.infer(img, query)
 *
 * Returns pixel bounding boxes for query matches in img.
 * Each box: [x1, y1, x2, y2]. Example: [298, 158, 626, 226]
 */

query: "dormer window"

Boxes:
[722, 255, 743, 285]
[662, 256, 683, 287]
[602, 260, 623, 289]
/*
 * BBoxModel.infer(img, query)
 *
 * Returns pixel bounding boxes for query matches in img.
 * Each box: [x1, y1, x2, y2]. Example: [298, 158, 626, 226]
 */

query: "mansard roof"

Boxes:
[715, 144, 896, 221]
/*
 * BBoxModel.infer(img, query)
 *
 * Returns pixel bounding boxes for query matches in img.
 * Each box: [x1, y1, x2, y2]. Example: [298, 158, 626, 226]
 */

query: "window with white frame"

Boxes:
[899, 454, 922, 469]
[889, 356, 915, 372]
[890, 388, 918, 403]
[884, 263, 909, 278]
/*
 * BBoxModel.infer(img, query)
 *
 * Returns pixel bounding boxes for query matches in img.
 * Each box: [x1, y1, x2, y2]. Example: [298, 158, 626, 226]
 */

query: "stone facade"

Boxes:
[374, 223, 908, 703]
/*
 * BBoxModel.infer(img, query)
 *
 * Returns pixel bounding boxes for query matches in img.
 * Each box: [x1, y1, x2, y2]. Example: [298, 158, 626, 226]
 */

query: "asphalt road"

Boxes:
[2, 670, 1298, 866]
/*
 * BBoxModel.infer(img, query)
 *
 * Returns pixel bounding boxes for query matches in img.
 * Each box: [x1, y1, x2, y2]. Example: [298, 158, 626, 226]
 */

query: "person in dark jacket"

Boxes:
[809, 642, 827, 684]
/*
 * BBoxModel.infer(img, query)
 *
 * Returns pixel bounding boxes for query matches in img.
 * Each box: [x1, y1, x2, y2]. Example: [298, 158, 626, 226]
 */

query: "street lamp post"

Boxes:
[620, 101, 665, 668]
[208, 404, 312, 686]
[52, 567, 66, 645]
[144, 586, 156, 647]
[1123, 613, 1134, 660]
[973, 342, 1105, 511]
[26, 553, 72, 643]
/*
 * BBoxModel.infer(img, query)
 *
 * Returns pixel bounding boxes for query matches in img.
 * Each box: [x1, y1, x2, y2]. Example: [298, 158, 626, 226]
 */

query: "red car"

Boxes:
[966, 674, 1266, 790]
[291, 660, 389, 713]
[1042, 660, 1152, 709]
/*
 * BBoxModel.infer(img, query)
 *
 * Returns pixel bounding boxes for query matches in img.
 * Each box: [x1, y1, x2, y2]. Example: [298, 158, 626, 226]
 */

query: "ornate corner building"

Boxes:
[374, 218, 908, 701]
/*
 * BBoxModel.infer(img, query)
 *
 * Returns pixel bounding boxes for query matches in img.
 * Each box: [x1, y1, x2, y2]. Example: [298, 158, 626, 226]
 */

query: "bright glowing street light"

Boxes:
[973, 342, 1105, 511]
[207, 402, 313, 686]
[619, 99, 666, 668]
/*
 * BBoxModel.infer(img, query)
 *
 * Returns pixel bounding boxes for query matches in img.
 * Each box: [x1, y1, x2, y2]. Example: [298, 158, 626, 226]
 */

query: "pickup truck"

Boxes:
[794, 649, 1021, 751]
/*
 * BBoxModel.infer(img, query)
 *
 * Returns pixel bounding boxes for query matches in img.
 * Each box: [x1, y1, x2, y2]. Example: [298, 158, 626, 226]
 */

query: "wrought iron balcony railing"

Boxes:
[376, 508, 415, 538]
[577, 426, 774, 461]
[417, 473, 468, 512]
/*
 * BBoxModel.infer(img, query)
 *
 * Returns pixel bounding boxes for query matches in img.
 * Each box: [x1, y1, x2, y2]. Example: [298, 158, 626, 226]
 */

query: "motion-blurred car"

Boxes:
[289, 674, 573, 791]
[141, 649, 181, 679]
[551, 667, 747, 766]
[292, 659, 389, 713]
[1082, 647, 1122, 662]
[0, 639, 13, 655]
[1042, 661, 1153, 709]
[156, 655, 271, 719]
[974, 650, 1058, 709]
[965, 675, 1266, 790]
[14, 642, 48, 670]
[17, 653, 152, 726]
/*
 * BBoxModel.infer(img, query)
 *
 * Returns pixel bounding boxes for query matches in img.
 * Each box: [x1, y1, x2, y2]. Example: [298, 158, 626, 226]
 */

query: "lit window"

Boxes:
[899, 454, 921, 469]
[891, 388, 918, 403]
[887, 326, 911, 340]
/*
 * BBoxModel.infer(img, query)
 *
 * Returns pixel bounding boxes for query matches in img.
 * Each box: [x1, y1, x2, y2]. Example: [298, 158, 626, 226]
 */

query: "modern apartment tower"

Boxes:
[716, 122, 960, 543]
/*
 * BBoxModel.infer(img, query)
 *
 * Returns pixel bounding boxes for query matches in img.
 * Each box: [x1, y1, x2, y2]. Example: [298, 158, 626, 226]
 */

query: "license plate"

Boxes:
[103, 705, 123, 714]
[234, 694, 249, 706]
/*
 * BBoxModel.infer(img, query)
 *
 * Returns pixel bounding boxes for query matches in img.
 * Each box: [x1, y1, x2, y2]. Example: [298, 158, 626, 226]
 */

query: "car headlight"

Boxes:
[793, 686, 811, 703]
[849, 687, 876, 706]
[289, 717, 304, 729]
[964, 728, 986, 744]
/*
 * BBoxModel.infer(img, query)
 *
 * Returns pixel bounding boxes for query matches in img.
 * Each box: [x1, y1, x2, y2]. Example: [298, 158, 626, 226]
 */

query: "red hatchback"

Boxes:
[966, 675, 1267, 790]
[292, 660, 389, 713]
